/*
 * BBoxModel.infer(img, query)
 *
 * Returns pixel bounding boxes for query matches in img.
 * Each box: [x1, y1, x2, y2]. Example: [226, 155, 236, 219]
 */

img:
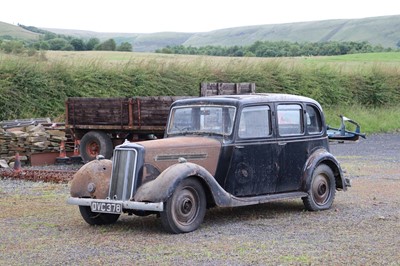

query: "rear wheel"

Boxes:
[160, 178, 206, 234]
[79, 206, 120, 225]
[302, 164, 336, 211]
[80, 131, 113, 162]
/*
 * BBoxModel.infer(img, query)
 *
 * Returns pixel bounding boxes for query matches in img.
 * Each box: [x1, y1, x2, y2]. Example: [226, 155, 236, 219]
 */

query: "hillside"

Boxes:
[2, 15, 400, 51]
[0, 21, 41, 41]
[183, 15, 400, 48]
[42, 15, 400, 51]
[41, 28, 193, 52]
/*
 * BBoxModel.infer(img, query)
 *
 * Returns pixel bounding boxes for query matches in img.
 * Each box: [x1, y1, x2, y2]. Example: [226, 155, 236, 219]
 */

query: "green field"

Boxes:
[44, 50, 400, 63]
[0, 51, 399, 133]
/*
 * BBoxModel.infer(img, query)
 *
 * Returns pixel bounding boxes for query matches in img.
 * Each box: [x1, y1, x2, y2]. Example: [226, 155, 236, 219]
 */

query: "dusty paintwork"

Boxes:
[138, 136, 221, 184]
[70, 159, 112, 199]
[301, 148, 347, 191]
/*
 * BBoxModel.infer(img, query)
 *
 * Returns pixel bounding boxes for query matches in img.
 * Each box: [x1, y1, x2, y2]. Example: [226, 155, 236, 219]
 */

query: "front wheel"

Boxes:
[302, 164, 336, 211]
[160, 178, 206, 234]
[79, 206, 120, 225]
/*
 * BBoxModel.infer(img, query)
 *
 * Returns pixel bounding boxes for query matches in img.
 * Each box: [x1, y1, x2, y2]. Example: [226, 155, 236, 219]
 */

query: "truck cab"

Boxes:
[68, 93, 349, 233]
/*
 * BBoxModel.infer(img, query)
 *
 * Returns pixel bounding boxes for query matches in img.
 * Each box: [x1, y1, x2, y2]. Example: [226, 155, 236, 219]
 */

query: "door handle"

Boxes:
[278, 142, 287, 146]
[235, 145, 244, 149]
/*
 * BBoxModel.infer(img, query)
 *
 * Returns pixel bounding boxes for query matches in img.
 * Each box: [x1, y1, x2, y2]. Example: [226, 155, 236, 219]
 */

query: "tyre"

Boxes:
[302, 164, 336, 211]
[80, 131, 113, 162]
[79, 206, 120, 225]
[160, 178, 206, 234]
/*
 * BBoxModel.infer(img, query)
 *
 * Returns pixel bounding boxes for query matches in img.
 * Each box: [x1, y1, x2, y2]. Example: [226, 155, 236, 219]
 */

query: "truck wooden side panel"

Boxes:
[200, 82, 255, 96]
[66, 96, 185, 133]
[65, 83, 256, 135]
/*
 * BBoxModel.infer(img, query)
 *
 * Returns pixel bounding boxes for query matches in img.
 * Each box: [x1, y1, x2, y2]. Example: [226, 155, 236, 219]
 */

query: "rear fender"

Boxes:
[302, 149, 347, 191]
[134, 162, 232, 205]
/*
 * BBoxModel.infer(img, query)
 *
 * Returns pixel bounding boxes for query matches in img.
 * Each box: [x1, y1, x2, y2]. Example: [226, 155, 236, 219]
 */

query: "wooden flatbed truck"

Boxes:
[65, 83, 255, 162]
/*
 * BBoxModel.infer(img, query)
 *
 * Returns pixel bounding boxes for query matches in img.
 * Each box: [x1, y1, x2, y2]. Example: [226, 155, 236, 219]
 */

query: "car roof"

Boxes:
[172, 93, 322, 108]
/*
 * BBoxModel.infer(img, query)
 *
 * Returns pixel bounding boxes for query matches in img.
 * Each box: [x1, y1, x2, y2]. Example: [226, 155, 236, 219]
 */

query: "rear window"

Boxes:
[277, 104, 303, 136]
[306, 105, 323, 134]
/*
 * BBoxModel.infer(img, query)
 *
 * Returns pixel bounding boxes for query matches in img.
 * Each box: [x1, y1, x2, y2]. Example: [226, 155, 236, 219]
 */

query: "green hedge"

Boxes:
[1, 54, 399, 122]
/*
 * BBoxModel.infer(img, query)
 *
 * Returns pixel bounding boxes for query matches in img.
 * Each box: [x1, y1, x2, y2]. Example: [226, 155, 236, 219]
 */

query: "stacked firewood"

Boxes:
[0, 121, 68, 168]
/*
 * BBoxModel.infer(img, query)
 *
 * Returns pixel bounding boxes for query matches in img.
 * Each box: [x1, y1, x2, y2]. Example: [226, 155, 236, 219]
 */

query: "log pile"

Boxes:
[0, 122, 69, 168]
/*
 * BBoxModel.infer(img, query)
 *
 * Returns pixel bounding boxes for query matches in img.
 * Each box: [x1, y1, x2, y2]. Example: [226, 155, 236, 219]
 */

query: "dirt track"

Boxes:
[0, 134, 399, 265]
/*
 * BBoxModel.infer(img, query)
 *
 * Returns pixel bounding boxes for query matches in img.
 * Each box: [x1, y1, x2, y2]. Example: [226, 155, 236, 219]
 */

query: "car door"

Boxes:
[274, 103, 325, 192]
[225, 105, 278, 197]
[274, 103, 307, 192]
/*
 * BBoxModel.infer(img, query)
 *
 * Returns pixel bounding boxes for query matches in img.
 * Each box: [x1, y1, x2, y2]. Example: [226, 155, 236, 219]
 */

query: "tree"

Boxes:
[63, 44, 74, 51]
[117, 42, 133, 52]
[234, 49, 244, 57]
[40, 42, 50, 50]
[43, 32, 57, 41]
[86, 38, 100, 50]
[96, 39, 116, 51]
[70, 38, 85, 51]
[48, 38, 69, 50]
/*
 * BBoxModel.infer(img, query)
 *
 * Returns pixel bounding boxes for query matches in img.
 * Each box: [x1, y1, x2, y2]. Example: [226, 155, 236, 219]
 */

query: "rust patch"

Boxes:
[140, 136, 221, 176]
[70, 159, 112, 199]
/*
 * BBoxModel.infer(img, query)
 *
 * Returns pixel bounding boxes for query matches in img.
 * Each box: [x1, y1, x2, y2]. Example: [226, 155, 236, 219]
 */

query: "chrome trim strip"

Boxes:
[67, 197, 164, 212]
[122, 150, 132, 200]
[155, 153, 207, 161]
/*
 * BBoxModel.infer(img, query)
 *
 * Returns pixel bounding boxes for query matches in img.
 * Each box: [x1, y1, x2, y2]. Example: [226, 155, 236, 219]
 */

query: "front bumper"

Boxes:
[67, 197, 164, 212]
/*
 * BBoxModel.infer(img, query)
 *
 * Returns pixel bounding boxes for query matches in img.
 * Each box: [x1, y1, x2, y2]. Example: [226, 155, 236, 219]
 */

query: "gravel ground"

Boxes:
[0, 134, 399, 265]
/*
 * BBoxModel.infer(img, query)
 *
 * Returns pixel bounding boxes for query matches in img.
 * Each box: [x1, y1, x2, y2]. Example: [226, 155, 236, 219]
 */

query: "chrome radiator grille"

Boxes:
[109, 148, 138, 201]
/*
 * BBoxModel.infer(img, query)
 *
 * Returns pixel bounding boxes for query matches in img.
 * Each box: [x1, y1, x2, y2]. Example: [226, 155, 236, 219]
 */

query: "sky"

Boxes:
[1, 0, 399, 33]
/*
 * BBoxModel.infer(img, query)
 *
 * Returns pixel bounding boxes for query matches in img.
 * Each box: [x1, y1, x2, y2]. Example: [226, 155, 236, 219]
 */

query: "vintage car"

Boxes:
[67, 93, 351, 233]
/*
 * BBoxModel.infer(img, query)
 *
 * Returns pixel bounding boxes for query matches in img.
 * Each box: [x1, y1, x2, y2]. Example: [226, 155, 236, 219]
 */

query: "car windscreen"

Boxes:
[167, 105, 236, 136]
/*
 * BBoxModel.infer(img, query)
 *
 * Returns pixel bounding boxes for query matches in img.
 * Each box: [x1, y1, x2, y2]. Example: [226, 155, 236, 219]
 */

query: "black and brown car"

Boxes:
[68, 93, 350, 233]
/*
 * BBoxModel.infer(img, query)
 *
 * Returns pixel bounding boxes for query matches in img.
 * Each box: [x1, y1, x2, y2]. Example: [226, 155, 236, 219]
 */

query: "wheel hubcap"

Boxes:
[87, 142, 100, 156]
[312, 174, 330, 205]
[181, 199, 193, 214]
[174, 188, 199, 225]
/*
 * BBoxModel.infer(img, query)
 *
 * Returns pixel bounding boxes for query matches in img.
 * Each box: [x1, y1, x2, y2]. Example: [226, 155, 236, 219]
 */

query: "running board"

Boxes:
[224, 191, 309, 207]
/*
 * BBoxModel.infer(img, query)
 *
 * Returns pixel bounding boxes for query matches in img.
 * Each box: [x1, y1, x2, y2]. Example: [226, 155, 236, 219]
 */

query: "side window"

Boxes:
[306, 105, 323, 134]
[277, 104, 303, 136]
[239, 106, 271, 138]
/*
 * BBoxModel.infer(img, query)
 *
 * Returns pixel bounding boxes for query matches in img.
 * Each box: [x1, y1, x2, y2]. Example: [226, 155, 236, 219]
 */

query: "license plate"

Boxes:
[91, 201, 122, 214]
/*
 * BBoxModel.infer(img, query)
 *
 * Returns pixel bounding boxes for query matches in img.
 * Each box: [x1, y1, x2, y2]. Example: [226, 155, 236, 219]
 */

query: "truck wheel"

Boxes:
[160, 178, 206, 234]
[79, 206, 120, 225]
[80, 131, 113, 162]
[302, 164, 336, 211]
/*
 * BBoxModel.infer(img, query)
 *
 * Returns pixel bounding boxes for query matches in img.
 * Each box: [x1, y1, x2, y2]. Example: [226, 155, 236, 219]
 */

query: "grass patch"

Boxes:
[280, 254, 312, 264]
[325, 105, 400, 133]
